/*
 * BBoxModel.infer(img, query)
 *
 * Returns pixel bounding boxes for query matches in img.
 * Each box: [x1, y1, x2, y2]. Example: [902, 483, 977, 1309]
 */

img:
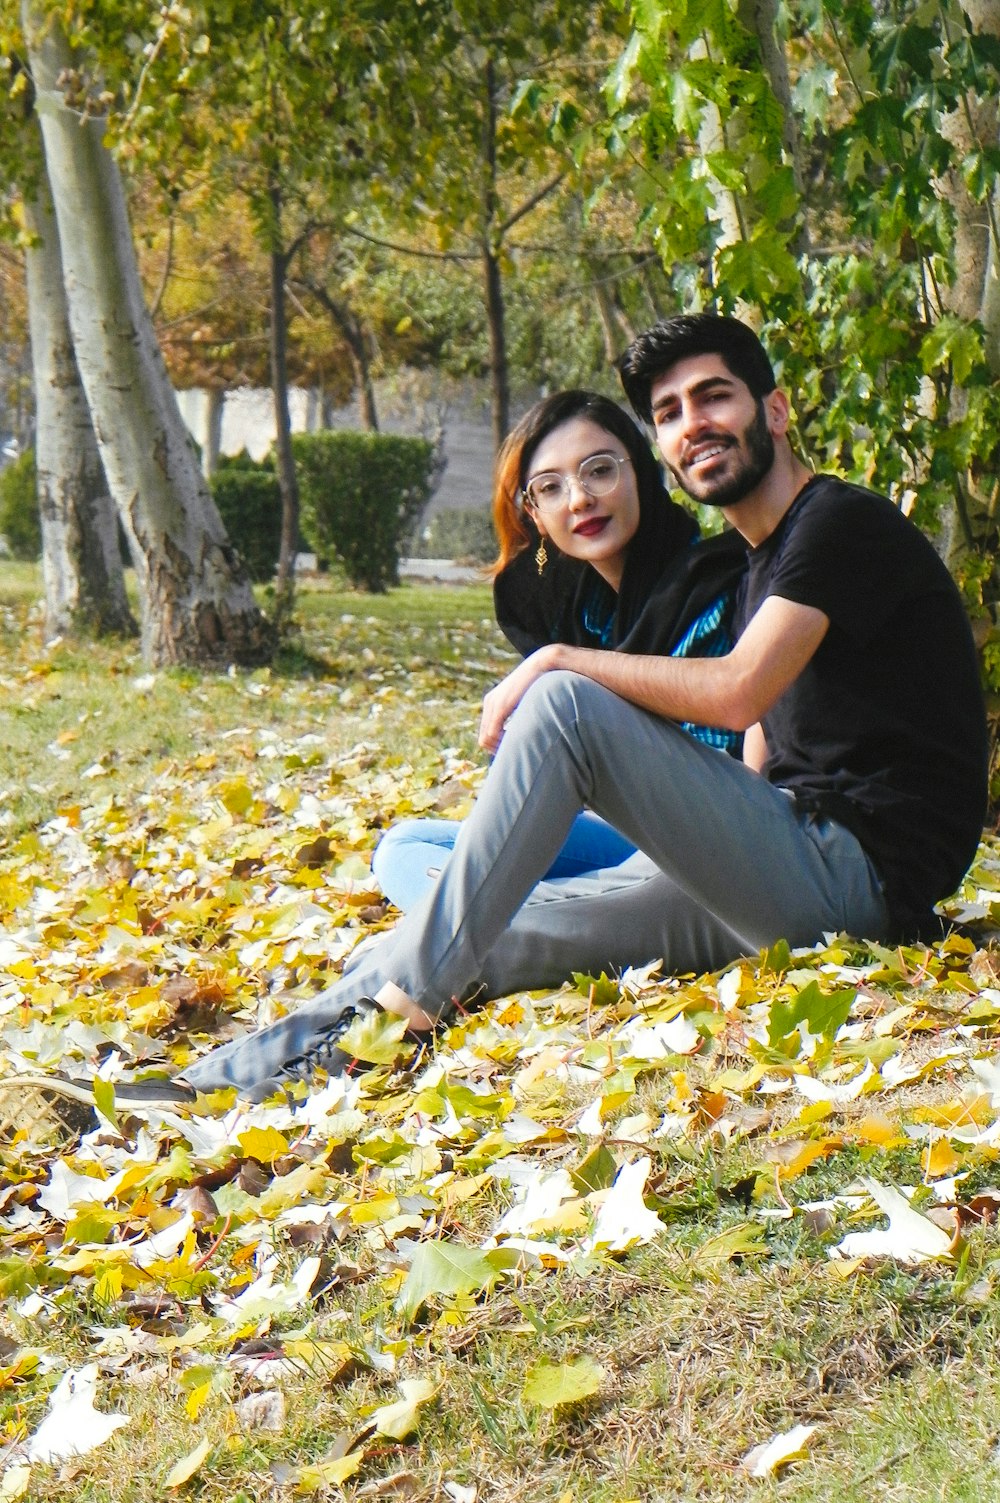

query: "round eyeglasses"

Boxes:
[522, 451, 629, 512]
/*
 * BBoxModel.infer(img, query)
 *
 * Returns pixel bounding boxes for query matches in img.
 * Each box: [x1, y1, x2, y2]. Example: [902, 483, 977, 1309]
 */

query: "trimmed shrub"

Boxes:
[0, 450, 41, 560]
[293, 430, 437, 592]
[408, 507, 496, 565]
[210, 459, 282, 582]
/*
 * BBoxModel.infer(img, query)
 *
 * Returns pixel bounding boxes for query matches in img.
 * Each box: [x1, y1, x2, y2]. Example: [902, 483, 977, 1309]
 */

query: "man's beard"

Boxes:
[670, 400, 775, 509]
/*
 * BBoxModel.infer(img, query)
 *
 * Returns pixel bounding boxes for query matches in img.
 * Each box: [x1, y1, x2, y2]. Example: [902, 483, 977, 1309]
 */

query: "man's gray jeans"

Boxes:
[184, 671, 889, 1092]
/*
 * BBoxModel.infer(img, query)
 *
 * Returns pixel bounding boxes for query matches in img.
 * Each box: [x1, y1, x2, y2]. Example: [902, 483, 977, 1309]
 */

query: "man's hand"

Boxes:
[478, 646, 561, 752]
[477, 595, 829, 753]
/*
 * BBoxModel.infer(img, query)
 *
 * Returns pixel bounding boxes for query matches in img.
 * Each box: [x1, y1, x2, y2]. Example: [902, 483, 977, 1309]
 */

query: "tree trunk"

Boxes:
[202, 387, 224, 478]
[737, 0, 810, 255]
[24, 165, 136, 640]
[689, 37, 745, 268]
[933, 0, 1000, 566]
[591, 264, 637, 364]
[344, 318, 379, 432]
[482, 56, 510, 450]
[269, 184, 300, 607]
[23, 4, 272, 667]
[297, 277, 379, 431]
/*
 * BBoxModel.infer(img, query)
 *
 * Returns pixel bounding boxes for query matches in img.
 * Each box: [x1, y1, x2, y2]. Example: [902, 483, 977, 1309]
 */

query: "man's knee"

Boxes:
[513, 669, 615, 734]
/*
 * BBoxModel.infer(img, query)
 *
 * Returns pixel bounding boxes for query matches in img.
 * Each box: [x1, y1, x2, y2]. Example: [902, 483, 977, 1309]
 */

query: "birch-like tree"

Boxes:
[23, 154, 136, 639]
[21, 2, 272, 667]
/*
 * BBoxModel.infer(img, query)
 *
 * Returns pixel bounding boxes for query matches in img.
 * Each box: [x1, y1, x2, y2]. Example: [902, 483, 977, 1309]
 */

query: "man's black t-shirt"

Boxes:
[737, 475, 988, 935]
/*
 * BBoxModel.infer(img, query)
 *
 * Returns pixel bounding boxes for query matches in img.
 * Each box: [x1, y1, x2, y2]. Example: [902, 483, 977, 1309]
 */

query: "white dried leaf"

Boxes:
[494, 1169, 578, 1237]
[795, 1059, 873, 1104]
[36, 1163, 125, 1221]
[235, 1390, 287, 1432]
[970, 1054, 1000, 1106]
[743, 1422, 816, 1477]
[620, 1015, 700, 1059]
[26, 1364, 129, 1462]
[831, 1179, 953, 1263]
[578, 1156, 664, 1254]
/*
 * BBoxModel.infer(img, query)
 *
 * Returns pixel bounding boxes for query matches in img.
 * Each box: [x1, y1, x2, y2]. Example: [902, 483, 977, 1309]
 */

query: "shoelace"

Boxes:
[274, 999, 375, 1085]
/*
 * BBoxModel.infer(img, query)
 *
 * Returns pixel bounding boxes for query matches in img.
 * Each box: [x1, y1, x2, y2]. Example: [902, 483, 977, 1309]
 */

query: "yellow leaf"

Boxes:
[237, 1126, 290, 1165]
[0, 1464, 30, 1500]
[218, 780, 254, 817]
[94, 1266, 123, 1304]
[370, 1378, 438, 1439]
[294, 1449, 365, 1492]
[797, 1101, 833, 1127]
[522, 1357, 605, 1409]
[93, 1077, 120, 1133]
[185, 1381, 212, 1422]
[165, 1436, 212, 1489]
[852, 1115, 903, 1146]
[923, 1139, 961, 1178]
[743, 1423, 816, 1477]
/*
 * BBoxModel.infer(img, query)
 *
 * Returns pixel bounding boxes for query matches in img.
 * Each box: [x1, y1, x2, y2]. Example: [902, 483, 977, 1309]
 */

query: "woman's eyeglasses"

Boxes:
[522, 452, 628, 512]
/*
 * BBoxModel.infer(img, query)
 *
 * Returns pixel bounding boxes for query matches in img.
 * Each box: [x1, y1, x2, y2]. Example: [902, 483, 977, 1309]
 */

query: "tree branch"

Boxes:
[343, 224, 480, 261]
[499, 171, 565, 235]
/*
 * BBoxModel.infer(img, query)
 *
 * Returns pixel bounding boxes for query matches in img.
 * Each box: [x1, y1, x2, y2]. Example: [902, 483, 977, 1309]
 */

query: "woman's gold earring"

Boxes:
[534, 539, 548, 576]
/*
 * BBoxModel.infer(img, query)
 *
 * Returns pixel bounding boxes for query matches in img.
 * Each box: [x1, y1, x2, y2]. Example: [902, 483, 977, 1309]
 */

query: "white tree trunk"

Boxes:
[203, 387, 224, 478]
[24, 164, 136, 640]
[23, 4, 272, 667]
[932, 0, 1000, 563]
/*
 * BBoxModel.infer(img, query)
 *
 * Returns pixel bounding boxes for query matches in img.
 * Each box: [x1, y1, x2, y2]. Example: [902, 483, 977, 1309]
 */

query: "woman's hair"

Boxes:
[491, 389, 669, 573]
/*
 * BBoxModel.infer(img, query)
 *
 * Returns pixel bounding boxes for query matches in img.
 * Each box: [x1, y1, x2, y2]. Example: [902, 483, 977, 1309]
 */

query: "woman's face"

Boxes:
[523, 418, 640, 591]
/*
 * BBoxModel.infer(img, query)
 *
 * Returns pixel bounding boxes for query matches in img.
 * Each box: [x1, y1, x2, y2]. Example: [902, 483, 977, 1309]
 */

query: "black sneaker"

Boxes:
[7, 1070, 197, 1113]
[191, 996, 384, 1102]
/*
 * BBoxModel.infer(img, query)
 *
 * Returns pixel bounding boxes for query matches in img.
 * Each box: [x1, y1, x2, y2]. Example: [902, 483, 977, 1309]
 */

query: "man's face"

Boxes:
[649, 354, 776, 509]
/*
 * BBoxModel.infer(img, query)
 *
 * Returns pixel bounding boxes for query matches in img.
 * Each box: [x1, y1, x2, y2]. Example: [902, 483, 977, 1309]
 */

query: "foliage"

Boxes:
[409, 506, 497, 565]
[0, 448, 40, 560]
[1, 573, 1000, 1498]
[294, 430, 438, 591]
[209, 458, 281, 583]
[502, 0, 1000, 665]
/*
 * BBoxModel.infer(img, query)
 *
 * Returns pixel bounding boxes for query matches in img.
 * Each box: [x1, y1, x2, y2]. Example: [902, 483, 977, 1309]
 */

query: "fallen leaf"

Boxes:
[396, 1241, 498, 1319]
[370, 1378, 438, 1439]
[0, 1466, 31, 1501]
[165, 1436, 212, 1489]
[578, 1157, 665, 1254]
[831, 1180, 955, 1263]
[26, 1364, 130, 1462]
[742, 1422, 816, 1477]
[235, 1390, 287, 1432]
[294, 1449, 365, 1492]
[522, 1356, 605, 1409]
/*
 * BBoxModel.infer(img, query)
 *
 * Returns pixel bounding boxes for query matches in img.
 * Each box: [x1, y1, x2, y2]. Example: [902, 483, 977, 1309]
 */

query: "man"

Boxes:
[31, 315, 990, 1105]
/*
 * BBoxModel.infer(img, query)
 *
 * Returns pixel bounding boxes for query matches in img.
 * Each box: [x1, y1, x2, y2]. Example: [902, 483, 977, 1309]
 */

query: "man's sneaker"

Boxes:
[182, 996, 383, 1102]
[6, 1070, 197, 1113]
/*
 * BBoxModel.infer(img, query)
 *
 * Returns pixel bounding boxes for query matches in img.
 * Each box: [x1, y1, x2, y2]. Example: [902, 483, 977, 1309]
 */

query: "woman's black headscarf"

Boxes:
[494, 491, 747, 660]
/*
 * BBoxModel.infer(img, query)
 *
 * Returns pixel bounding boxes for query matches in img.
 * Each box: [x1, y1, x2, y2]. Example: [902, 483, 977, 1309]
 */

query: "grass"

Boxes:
[0, 563, 509, 840]
[1, 560, 999, 1501]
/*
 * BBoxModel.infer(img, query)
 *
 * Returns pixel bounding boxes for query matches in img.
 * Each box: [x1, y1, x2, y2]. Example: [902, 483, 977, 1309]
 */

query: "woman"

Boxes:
[373, 389, 747, 911]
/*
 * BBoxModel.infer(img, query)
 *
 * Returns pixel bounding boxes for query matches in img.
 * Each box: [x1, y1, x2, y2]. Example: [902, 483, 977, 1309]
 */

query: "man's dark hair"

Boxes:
[618, 314, 777, 424]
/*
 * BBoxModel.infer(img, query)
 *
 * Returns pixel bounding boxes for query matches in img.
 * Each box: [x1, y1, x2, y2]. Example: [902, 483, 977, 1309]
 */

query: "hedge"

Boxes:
[293, 430, 437, 592]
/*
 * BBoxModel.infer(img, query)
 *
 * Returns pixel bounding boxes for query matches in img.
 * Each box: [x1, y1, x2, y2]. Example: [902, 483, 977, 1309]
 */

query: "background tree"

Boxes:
[18, 2, 271, 666]
[24, 158, 136, 637]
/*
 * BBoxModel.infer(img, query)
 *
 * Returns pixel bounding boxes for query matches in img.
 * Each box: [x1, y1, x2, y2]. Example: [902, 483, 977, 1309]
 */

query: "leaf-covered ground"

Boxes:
[1, 567, 1000, 1502]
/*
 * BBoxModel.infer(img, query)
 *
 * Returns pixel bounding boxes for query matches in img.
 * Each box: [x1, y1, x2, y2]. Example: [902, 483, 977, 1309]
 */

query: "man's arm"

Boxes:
[478, 595, 829, 752]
